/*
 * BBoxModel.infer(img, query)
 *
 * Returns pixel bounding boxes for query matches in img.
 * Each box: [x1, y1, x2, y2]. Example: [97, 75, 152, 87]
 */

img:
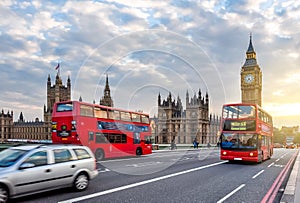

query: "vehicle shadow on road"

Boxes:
[225, 160, 259, 165]
[13, 187, 72, 203]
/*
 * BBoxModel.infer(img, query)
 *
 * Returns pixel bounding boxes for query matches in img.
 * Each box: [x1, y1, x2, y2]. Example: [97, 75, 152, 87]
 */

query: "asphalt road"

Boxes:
[15, 148, 298, 203]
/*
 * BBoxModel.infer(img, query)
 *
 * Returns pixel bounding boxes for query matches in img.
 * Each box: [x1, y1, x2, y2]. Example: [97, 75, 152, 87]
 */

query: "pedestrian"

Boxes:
[193, 138, 198, 149]
[171, 139, 176, 150]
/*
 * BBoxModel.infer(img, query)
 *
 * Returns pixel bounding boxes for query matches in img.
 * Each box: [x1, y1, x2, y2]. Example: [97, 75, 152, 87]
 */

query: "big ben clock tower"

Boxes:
[241, 34, 262, 106]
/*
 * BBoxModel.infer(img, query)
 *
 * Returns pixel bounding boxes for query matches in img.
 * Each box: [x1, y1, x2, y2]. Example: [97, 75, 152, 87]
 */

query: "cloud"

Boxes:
[0, 0, 300, 127]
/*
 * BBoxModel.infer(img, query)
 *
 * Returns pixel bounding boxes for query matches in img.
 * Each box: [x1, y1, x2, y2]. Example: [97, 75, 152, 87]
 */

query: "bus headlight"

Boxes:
[223, 151, 227, 155]
[71, 120, 76, 130]
[250, 152, 254, 157]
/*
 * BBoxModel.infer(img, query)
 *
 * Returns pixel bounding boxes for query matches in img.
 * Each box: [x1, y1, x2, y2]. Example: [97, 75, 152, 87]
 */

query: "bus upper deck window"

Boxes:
[94, 107, 107, 118]
[141, 115, 149, 124]
[132, 113, 141, 122]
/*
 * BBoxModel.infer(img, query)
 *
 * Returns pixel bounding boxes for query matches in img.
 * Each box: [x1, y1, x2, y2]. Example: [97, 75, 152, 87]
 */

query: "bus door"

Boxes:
[257, 135, 263, 161]
[141, 132, 152, 154]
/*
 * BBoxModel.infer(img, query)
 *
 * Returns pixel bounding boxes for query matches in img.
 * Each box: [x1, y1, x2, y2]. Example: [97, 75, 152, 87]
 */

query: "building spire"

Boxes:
[247, 32, 255, 53]
[104, 74, 110, 95]
[100, 74, 114, 107]
[243, 33, 257, 66]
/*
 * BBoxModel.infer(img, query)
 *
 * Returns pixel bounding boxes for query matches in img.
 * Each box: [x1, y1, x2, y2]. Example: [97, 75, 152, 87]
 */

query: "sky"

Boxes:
[0, 0, 299, 128]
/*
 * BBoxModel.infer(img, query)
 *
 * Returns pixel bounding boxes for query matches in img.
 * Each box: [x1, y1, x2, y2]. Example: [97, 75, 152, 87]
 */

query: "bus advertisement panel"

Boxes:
[220, 103, 273, 163]
[51, 101, 152, 161]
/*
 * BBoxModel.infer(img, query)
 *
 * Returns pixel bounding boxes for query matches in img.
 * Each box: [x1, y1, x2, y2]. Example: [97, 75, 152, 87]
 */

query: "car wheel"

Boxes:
[136, 147, 142, 156]
[95, 149, 104, 161]
[74, 173, 89, 191]
[0, 184, 9, 203]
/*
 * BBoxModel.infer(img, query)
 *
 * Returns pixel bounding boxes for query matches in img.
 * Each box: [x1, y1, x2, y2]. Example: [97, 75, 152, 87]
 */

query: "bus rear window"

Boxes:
[57, 103, 73, 112]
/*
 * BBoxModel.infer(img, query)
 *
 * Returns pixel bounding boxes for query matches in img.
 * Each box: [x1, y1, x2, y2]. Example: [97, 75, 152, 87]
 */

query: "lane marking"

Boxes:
[217, 184, 245, 203]
[126, 161, 161, 167]
[58, 161, 227, 203]
[252, 170, 264, 179]
[267, 162, 274, 167]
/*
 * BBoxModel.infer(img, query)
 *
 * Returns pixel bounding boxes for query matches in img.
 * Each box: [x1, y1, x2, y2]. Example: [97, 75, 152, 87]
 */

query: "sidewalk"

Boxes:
[280, 149, 300, 203]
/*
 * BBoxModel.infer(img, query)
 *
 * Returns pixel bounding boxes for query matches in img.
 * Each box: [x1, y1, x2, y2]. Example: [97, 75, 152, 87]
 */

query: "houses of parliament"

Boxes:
[0, 35, 259, 145]
[0, 72, 114, 143]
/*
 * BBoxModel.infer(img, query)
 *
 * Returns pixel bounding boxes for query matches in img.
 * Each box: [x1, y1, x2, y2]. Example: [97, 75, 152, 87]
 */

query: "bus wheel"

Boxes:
[136, 147, 142, 156]
[95, 149, 104, 161]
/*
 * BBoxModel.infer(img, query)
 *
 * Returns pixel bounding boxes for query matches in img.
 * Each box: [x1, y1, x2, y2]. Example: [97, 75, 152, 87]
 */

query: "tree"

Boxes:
[273, 128, 285, 144]
[293, 132, 300, 144]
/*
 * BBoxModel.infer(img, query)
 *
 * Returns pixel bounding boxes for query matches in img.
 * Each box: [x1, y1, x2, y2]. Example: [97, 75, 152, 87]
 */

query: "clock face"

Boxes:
[244, 74, 254, 84]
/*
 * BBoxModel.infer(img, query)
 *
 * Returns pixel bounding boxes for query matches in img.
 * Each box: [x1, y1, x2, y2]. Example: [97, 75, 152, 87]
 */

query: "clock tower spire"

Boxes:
[241, 34, 262, 106]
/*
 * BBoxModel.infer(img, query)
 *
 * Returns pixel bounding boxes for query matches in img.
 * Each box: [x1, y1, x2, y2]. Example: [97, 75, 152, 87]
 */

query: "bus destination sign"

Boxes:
[231, 121, 246, 130]
[223, 120, 256, 131]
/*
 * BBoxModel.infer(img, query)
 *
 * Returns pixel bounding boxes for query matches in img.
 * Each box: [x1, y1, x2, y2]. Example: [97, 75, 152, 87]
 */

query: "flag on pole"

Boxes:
[55, 63, 60, 70]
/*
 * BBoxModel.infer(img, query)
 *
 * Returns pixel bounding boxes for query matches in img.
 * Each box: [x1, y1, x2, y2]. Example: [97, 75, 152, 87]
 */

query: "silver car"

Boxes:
[0, 144, 98, 202]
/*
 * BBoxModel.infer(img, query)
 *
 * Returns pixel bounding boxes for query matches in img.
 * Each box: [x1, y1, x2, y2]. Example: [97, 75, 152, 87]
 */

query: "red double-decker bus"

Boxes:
[51, 101, 152, 160]
[220, 103, 273, 163]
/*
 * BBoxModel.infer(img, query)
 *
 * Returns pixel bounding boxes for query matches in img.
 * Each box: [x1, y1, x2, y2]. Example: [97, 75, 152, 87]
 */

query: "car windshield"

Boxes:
[220, 133, 257, 150]
[0, 148, 28, 167]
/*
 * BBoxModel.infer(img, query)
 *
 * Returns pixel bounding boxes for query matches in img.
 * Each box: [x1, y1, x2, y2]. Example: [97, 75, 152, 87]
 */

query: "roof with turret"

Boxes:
[243, 34, 258, 67]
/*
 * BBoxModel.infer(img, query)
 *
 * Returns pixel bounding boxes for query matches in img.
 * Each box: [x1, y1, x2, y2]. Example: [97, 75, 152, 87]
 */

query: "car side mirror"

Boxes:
[19, 162, 35, 170]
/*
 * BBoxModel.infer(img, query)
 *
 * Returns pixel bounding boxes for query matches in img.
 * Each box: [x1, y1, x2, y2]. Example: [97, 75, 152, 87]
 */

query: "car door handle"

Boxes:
[71, 165, 76, 168]
[45, 169, 51, 173]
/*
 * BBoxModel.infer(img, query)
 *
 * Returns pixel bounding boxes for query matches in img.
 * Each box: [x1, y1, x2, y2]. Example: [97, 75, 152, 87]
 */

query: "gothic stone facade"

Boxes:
[0, 110, 13, 142]
[11, 74, 71, 141]
[99, 75, 114, 107]
[43, 73, 71, 137]
[156, 90, 220, 144]
[1, 73, 114, 142]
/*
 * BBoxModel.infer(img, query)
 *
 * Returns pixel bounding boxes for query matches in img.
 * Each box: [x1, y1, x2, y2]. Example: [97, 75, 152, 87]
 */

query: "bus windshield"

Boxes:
[221, 133, 257, 149]
[222, 105, 256, 119]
